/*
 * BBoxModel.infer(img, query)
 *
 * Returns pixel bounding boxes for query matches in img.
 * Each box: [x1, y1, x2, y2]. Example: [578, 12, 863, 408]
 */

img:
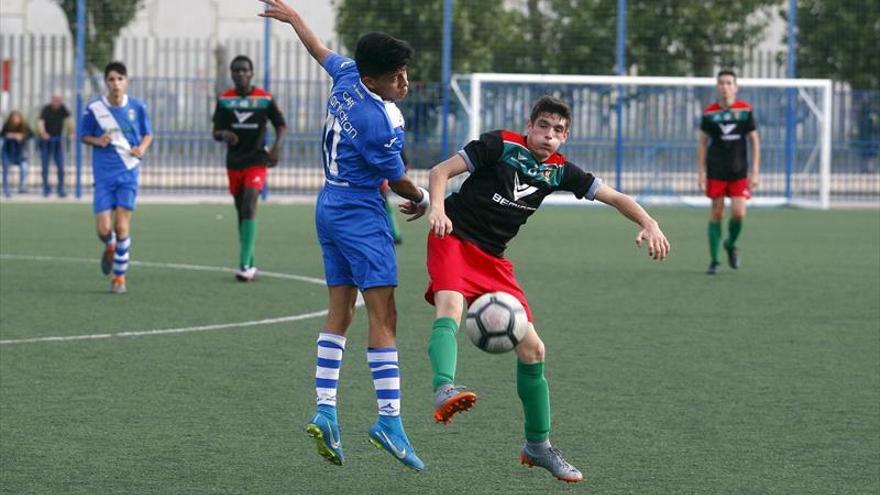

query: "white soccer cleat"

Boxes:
[520, 443, 584, 483]
[235, 267, 258, 282]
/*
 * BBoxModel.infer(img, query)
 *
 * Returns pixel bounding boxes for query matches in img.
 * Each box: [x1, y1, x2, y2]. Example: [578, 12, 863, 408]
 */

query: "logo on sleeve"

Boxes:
[383, 137, 399, 148]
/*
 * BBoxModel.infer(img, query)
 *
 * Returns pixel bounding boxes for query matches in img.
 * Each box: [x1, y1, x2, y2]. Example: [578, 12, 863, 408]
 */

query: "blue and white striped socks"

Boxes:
[367, 347, 401, 418]
[315, 332, 347, 418]
[113, 236, 131, 278]
[313, 338, 404, 423]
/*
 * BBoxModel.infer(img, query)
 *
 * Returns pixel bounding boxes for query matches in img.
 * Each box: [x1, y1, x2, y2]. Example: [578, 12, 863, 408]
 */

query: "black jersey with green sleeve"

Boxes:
[212, 86, 286, 169]
[446, 130, 601, 257]
[700, 100, 757, 180]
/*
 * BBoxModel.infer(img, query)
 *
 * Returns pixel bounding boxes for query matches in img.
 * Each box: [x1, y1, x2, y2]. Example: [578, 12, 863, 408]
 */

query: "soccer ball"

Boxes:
[465, 292, 529, 354]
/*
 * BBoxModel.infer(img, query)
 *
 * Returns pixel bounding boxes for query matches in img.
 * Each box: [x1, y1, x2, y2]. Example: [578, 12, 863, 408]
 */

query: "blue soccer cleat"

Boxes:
[368, 418, 425, 471]
[305, 409, 344, 466]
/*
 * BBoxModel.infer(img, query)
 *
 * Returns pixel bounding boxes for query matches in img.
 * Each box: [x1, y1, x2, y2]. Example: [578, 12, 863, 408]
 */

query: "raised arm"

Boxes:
[593, 183, 671, 261]
[259, 0, 332, 65]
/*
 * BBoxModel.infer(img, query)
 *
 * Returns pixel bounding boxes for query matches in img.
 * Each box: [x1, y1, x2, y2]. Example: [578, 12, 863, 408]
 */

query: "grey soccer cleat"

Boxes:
[706, 261, 720, 275]
[519, 444, 584, 483]
[433, 384, 477, 424]
[723, 241, 740, 269]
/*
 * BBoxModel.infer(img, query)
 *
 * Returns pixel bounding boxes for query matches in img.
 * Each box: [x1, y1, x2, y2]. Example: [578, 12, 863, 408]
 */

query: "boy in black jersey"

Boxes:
[697, 70, 761, 274]
[407, 96, 670, 483]
[212, 55, 287, 281]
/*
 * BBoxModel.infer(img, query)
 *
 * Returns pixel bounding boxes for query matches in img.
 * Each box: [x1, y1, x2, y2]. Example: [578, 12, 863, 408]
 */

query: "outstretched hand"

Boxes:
[635, 223, 670, 261]
[258, 0, 295, 23]
[399, 200, 427, 222]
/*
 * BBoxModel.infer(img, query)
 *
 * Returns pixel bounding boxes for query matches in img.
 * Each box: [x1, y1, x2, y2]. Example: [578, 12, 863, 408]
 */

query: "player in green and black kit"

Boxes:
[212, 55, 287, 281]
[698, 70, 761, 275]
[405, 96, 671, 483]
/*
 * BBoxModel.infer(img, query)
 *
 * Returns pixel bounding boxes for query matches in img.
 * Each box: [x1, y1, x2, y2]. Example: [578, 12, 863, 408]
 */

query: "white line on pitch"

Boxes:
[0, 254, 327, 285]
[0, 253, 360, 346]
[0, 311, 329, 345]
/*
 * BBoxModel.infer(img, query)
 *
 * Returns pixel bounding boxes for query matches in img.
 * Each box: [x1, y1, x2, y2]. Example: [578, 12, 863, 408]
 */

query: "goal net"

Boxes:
[452, 74, 833, 208]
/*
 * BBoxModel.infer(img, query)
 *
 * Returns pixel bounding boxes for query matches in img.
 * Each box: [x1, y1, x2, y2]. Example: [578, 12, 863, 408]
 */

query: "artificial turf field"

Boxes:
[0, 202, 878, 494]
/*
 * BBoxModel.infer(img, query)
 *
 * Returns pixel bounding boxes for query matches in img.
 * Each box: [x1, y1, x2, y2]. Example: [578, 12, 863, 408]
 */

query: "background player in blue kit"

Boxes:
[80, 61, 153, 294]
[260, 0, 430, 471]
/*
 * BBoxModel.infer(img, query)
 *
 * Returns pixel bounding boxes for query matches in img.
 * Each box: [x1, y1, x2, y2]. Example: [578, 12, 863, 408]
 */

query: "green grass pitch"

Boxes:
[1, 202, 878, 494]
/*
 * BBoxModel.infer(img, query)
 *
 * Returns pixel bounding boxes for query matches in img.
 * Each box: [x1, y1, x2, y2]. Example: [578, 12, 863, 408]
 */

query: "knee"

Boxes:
[436, 300, 464, 321]
[433, 291, 465, 320]
[517, 337, 545, 364]
[239, 189, 259, 219]
[732, 210, 746, 221]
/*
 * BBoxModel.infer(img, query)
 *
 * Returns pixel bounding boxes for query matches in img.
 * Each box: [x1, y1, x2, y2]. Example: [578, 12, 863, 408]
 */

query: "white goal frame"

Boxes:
[452, 73, 834, 209]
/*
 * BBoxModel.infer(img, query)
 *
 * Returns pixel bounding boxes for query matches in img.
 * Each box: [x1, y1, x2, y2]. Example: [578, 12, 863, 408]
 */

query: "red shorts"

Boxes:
[227, 166, 268, 196]
[425, 232, 533, 322]
[706, 178, 751, 199]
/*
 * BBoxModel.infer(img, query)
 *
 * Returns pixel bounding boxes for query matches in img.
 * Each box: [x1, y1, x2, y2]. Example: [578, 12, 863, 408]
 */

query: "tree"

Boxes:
[334, 0, 778, 80]
[786, 0, 880, 89]
[547, 0, 777, 76]
[55, 0, 144, 78]
[334, 0, 524, 81]
[625, 0, 777, 76]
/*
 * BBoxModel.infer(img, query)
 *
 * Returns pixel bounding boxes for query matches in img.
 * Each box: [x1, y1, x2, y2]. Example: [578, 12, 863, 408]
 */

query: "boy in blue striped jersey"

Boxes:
[260, 0, 429, 471]
[80, 61, 153, 294]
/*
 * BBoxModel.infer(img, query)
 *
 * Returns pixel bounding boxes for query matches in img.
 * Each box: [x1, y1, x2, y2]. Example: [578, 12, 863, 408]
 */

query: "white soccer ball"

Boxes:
[465, 292, 529, 354]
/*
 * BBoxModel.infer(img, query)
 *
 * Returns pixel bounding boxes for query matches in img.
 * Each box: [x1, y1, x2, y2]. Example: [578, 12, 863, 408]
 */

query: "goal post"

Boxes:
[452, 73, 833, 209]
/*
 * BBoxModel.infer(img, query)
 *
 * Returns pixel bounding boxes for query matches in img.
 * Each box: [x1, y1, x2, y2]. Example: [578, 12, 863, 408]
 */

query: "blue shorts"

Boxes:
[93, 168, 139, 214]
[315, 185, 397, 291]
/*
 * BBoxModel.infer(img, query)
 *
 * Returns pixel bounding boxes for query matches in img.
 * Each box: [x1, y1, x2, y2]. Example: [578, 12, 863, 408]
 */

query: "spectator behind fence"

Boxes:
[38, 92, 73, 197]
[1, 110, 32, 197]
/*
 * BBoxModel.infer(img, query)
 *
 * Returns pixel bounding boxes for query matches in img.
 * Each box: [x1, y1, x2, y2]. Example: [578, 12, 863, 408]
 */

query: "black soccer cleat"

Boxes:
[723, 241, 739, 269]
[706, 261, 720, 275]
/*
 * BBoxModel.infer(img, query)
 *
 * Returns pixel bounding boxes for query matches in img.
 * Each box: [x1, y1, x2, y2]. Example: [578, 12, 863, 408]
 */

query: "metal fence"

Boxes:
[0, 33, 877, 203]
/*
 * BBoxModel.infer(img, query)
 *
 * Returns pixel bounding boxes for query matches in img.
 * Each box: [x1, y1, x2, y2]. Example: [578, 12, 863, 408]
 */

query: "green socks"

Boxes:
[708, 221, 722, 263]
[428, 317, 459, 391]
[239, 219, 257, 269]
[517, 360, 551, 442]
[727, 219, 743, 248]
[384, 197, 402, 242]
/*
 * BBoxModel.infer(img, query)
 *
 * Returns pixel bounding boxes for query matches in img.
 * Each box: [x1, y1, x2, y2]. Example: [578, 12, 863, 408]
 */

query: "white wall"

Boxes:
[0, 0, 336, 42]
